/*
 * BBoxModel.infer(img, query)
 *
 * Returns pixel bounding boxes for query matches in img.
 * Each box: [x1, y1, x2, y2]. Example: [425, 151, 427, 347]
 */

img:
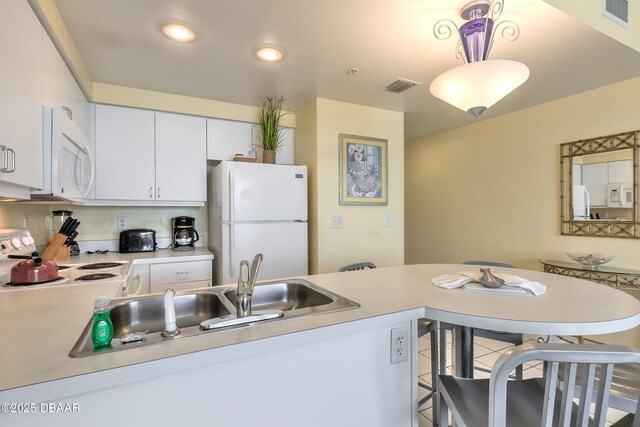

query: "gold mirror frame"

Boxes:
[560, 130, 639, 238]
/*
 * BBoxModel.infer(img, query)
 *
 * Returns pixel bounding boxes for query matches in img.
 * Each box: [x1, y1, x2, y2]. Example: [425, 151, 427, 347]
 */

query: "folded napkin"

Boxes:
[431, 271, 547, 296]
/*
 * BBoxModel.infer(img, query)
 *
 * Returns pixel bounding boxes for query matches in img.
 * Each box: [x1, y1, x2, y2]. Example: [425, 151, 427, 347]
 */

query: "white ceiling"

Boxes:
[53, 0, 640, 141]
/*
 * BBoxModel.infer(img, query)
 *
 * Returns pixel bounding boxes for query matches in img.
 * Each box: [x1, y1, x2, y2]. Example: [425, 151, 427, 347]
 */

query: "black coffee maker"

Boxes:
[172, 216, 199, 251]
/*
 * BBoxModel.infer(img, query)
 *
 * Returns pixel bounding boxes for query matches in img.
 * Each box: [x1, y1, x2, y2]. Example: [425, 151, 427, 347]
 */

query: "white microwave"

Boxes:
[607, 183, 633, 208]
[31, 107, 94, 202]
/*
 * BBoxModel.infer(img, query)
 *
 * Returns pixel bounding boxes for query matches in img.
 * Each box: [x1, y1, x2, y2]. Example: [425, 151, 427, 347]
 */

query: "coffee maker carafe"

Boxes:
[172, 216, 199, 251]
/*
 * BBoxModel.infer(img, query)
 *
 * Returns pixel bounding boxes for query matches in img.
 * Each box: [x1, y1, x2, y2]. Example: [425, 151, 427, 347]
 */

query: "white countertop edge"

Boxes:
[426, 309, 640, 336]
[0, 308, 423, 402]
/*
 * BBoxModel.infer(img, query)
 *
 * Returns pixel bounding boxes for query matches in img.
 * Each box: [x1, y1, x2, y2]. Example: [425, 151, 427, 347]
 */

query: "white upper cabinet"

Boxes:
[42, 29, 90, 138]
[95, 105, 206, 203]
[96, 105, 155, 200]
[207, 118, 253, 161]
[156, 112, 206, 201]
[0, 0, 43, 195]
[608, 160, 633, 184]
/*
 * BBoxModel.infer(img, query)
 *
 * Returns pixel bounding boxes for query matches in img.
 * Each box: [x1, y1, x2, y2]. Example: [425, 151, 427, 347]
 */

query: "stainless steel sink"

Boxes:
[69, 279, 359, 358]
[222, 279, 357, 317]
[70, 291, 233, 358]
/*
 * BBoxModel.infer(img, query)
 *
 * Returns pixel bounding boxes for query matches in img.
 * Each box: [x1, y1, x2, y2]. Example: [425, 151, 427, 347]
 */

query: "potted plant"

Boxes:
[257, 95, 288, 164]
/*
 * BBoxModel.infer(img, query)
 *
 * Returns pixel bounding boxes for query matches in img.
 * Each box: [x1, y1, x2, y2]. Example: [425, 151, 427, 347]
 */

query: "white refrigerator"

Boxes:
[208, 161, 308, 285]
[572, 185, 590, 220]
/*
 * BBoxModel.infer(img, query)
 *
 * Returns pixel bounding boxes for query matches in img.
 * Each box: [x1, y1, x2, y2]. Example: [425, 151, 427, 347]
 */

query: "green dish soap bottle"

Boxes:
[91, 296, 113, 348]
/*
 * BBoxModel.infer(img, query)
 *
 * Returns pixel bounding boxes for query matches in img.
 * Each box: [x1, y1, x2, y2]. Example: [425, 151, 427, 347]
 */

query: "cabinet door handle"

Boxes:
[149, 187, 153, 198]
[157, 187, 160, 198]
[0, 145, 7, 172]
[7, 148, 16, 173]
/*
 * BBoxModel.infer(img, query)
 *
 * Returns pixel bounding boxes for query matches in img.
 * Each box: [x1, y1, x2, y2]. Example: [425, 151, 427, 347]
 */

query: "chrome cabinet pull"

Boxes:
[157, 187, 160, 198]
[149, 187, 153, 198]
[0, 145, 7, 172]
[7, 148, 15, 173]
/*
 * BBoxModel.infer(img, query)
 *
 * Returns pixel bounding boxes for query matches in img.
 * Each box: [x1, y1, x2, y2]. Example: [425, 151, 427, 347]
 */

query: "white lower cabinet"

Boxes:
[149, 260, 212, 293]
[126, 260, 212, 295]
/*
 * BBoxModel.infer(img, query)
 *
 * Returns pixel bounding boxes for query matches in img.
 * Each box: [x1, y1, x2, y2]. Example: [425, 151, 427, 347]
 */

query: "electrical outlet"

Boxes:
[390, 327, 410, 364]
[331, 215, 343, 228]
[117, 216, 128, 230]
[23, 217, 29, 229]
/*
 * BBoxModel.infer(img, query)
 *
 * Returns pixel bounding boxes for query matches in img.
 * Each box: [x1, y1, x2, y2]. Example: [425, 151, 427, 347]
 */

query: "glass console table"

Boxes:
[539, 259, 640, 292]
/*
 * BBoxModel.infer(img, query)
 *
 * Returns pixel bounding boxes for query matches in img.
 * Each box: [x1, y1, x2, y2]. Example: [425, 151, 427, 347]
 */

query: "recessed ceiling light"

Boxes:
[162, 23, 197, 42]
[255, 46, 285, 62]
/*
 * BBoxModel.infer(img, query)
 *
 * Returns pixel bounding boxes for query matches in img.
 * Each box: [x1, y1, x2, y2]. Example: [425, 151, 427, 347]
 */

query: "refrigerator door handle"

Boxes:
[229, 223, 235, 279]
[229, 169, 235, 222]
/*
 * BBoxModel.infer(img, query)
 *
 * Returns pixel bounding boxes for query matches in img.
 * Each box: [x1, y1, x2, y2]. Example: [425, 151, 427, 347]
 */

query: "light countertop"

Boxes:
[1, 264, 639, 393]
[66, 247, 214, 265]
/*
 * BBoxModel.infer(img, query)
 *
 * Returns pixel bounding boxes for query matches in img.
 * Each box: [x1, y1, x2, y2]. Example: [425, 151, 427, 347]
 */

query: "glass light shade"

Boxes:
[429, 59, 530, 117]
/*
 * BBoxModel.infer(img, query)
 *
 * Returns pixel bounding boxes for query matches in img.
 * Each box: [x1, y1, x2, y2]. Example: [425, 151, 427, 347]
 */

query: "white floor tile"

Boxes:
[418, 410, 433, 427]
[418, 352, 434, 376]
[474, 336, 516, 352]
[418, 335, 430, 352]
[606, 407, 629, 423]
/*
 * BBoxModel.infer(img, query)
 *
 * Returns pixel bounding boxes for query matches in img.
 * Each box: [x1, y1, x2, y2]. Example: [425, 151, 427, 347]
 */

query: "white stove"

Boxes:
[0, 229, 130, 292]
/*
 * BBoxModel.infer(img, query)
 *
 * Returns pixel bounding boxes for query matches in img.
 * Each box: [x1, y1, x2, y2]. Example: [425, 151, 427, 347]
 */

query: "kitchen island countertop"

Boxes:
[1, 264, 639, 396]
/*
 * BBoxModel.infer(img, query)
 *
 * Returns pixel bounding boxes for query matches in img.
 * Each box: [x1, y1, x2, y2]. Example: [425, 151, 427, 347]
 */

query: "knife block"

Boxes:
[42, 233, 69, 263]
[51, 246, 70, 264]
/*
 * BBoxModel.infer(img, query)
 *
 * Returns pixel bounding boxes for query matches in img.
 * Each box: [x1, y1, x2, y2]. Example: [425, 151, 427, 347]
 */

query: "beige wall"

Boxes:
[294, 100, 319, 273]
[405, 75, 640, 272]
[296, 98, 404, 274]
[92, 83, 296, 127]
[544, 0, 640, 53]
[406, 77, 640, 346]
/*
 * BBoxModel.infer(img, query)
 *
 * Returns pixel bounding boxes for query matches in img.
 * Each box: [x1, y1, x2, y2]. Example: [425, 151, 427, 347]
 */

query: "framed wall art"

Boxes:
[339, 133, 388, 206]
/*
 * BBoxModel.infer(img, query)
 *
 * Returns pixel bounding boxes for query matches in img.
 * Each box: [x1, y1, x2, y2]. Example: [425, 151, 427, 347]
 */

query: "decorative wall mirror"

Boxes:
[560, 130, 639, 238]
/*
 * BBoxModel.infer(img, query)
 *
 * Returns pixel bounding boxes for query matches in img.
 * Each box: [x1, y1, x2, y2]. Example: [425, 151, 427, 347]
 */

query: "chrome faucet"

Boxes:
[236, 253, 263, 317]
[161, 288, 180, 337]
[201, 253, 282, 330]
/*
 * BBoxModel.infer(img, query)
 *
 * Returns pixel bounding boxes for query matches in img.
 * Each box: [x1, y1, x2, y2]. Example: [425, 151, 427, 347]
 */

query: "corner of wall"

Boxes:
[294, 99, 319, 274]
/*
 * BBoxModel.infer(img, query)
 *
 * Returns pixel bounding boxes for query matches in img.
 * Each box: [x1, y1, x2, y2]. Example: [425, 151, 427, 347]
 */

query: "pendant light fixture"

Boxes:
[429, 0, 529, 117]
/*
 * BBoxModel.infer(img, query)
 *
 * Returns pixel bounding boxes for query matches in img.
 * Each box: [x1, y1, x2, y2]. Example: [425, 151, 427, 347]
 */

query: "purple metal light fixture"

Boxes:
[429, 0, 530, 117]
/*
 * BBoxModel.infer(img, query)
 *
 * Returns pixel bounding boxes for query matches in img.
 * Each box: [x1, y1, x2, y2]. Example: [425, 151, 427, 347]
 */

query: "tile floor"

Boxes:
[417, 332, 630, 426]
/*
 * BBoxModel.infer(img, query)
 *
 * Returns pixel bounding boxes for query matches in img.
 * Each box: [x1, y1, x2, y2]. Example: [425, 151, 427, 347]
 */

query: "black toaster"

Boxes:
[119, 229, 157, 253]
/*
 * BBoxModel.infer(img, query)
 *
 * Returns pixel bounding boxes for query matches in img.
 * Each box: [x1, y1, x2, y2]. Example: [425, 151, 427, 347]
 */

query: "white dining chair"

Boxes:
[438, 342, 640, 427]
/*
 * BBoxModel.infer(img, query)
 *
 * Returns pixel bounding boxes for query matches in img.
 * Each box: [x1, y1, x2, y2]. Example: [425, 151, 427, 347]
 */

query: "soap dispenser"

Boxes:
[91, 296, 114, 348]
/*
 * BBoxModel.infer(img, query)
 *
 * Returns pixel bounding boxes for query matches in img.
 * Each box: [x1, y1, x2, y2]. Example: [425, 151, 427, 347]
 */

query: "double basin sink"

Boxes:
[70, 278, 359, 358]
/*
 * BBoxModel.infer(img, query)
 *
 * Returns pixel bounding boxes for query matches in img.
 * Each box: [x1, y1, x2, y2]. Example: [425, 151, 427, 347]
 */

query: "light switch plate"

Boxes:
[385, 214, 393, 227]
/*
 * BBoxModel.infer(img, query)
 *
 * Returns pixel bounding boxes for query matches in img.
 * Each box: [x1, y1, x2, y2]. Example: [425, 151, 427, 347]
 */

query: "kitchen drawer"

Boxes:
[150, 260, 212, 286]
[150, 279, 211, 294]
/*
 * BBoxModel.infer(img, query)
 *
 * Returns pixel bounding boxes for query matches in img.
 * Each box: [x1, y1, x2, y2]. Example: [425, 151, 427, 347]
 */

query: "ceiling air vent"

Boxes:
[603, 0, 629, 27]
[384, 78, 422, 94]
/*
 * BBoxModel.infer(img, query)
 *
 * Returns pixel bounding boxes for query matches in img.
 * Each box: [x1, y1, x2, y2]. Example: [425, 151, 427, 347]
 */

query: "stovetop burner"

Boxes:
[76, 273, 118, 281]
[78, 262, 123, 270]
[57, 265, 72, 270]
[5, 277, 65, 286]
